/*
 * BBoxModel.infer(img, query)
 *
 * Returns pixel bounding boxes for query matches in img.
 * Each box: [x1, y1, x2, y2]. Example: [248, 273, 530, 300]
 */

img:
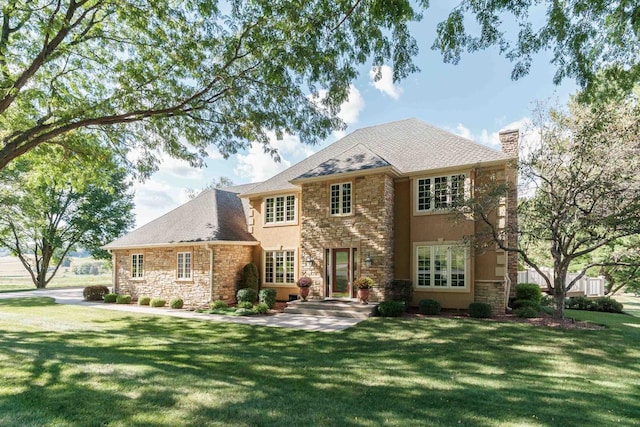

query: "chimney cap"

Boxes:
[498, 128, 519, 135]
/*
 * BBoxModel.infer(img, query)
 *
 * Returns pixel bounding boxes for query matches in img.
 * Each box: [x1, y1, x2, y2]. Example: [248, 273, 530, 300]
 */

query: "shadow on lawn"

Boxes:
[0, 305, 639, 426]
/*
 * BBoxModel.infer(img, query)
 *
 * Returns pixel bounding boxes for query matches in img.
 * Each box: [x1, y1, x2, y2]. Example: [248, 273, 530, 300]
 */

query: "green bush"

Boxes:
[237, 288, 257, 303]
[210, 300, 228, 309]
[237, 301, 254, 309]
[468, 302, 492, 318]
[514, 306, 540, 318]
[116, 294, 132, 304]
[138, 296, 151, 306]
[514, 299, 540, 310]
[515, 283, 542, 303]
[259, 289, 277, 308]
[377, 301, 405, 317]
[242, 262, 259, 293]
[234, 307, 254, 315]
[418, 299, 441, 315]
[103, 293, 117, 303]
[384, 279, 413, 308]
[82, 285, 110, 301]
[592, 297, 623, 313]
[565, 296, 594, 310]
[255, 302, 270, 314]
[170, 298, 184, 309]
[150, 298, 166, 308]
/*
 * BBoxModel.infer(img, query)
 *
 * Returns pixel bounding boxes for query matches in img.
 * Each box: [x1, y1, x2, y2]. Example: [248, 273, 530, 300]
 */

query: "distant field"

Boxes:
[0, 256, 111, 291]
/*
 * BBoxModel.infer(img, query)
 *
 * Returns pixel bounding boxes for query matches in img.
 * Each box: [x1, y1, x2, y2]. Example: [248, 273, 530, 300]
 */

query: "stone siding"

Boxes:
[474, 280, 506, 315]
[301, 173, 394, 301]
[211, 245, 254, 303]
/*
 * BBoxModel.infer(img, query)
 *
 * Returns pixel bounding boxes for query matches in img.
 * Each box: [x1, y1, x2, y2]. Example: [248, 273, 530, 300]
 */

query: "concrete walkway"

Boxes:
[0, 287, 362, 332]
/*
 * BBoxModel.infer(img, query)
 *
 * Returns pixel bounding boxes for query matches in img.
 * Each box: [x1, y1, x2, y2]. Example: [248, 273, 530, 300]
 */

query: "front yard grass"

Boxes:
[0, 298, 639, 426]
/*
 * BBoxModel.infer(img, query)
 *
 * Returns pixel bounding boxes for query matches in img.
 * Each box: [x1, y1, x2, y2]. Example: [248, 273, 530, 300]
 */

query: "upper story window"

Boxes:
[265, 195, 296, 224]
[131, 254, 144, 279]
[177, 252, 192, 280]
[330, 182, 352, 216]
[416, 174, 465, 212]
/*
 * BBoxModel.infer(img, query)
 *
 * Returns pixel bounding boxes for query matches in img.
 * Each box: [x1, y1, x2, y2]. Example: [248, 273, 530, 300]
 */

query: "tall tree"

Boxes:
[467, 99, 640, 319]
[0, 0, 425, 174]
[433, 0, 640, 102]
[0, 145, 134, 288]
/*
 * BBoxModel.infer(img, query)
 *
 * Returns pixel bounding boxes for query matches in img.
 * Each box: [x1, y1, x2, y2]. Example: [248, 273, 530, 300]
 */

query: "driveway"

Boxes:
[0, 287, 362, 332]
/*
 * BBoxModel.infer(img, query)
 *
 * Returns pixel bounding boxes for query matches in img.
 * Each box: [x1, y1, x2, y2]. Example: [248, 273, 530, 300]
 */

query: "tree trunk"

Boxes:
[552, 274, 567, 320]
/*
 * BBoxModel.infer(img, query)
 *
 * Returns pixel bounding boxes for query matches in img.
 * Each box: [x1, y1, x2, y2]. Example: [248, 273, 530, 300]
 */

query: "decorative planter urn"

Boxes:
[299, 286, 310, 301]
[357, 288, 370, 304]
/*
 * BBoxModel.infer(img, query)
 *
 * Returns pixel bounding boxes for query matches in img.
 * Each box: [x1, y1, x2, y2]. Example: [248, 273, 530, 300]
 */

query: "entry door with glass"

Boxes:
[326, 248, 358, 299]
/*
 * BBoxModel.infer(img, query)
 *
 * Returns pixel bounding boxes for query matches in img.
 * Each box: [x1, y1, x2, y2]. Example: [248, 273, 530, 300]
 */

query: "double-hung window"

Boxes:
[330, 182, 352, 216]
[177, 252, 192, 280]
[264, 250, 296, 285]
[131, 254, 144, 278]
[416, 174, 465, 212]
[265, 195, 296, 224]
[416, 244, 467, 288]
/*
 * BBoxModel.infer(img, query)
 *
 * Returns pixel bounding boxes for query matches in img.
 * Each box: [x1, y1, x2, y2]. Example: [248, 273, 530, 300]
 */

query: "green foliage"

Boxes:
[242, 263, 259, 293]
[514, 306, 540, 318]
[259, 289, 277, 309]
[592, 297, 624, 313]
[255, 303, 270, 314]
[210, 300, 228, 310]
[82, 286, 110, 301]
[354, 277, 374, 289]
[418, 299, 441, 315]
[0, 1, 423, 174]
[384, 279, 413, 307]
[150, 298, 166, 308]
[236, 288, 257, 304]
[237, 301, 254, 310]
[116, 295, 132, 304]
[377, 301, 405, 317]
[138, 296, 151, 306]
[565, 296, 595, 311]
[234, 308, 254, 316]
[515, 283, 542, 304]
[514, 300, 541, 311]
[468, 302, 492, 318]
[565, 296, 623, 313]
[103, 293, 117, 303]
[170, 299, 184, 309]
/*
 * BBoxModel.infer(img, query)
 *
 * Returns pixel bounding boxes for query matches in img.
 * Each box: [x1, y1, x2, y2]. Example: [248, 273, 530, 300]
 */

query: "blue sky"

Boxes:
[132, 7, 577, 227]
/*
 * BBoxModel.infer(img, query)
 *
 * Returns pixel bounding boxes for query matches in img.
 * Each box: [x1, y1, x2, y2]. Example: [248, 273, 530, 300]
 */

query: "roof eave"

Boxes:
[238, 186, 302, 199]
[401, 158, 512, 178]
[102, 240, 259, 251]
[290, 165, 401, 185]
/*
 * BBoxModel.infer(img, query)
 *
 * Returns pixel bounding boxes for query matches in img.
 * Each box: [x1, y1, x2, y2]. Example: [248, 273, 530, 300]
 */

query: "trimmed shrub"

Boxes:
[377, 301, 405, 317]
[384, 279, 413, 308]
[418, 299, 441, 315]
[255, 302, 270, 314]
[103, 293, 117, 303]
[514, 299, 540, 310]
[83, 285, 110, 301]
[170, 298, 184, 309]
[259, 288, 277, 309]
[242, 262, 259, 293]
[515, 283, 542, 303]
[116, 294, 132, 304]
[468, 302, 492, 318]
[592, 297, 623, 313]
[150, 298, 166, 307]
[565, 296, 594, 310]
[138, 296, 151, 306]
[237, 288, 257, 303]
[210, 300, 228, 309]
[514, 306, 540, 318]
[237, 301, 254, 309]
[234, 308, 253, 316]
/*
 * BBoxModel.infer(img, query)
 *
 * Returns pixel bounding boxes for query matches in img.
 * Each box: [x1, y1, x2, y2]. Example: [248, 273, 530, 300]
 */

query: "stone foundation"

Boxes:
[474, 280, 506, 315]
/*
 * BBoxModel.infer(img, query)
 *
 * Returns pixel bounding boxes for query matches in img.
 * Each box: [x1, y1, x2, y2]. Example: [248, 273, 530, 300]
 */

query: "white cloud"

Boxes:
[452, 118, 534, 151]
[131, 178, 190, 227]
[338, 86, 365, 124]
[369, 65, 403, 99]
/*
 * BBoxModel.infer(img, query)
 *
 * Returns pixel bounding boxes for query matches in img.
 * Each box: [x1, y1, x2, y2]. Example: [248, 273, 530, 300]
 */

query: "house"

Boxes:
[104, 118, 518, 313]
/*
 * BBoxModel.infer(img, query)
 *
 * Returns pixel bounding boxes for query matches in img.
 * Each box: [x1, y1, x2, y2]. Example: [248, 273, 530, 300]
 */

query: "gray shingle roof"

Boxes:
[296, 143, 392, 180]
[103, 188, 255, 249]
[241, 118, 510, 197]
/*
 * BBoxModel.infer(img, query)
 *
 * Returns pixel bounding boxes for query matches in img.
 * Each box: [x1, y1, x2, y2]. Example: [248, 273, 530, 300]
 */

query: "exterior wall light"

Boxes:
[365, 254, 373, 268]
[305, 256, 314, 268]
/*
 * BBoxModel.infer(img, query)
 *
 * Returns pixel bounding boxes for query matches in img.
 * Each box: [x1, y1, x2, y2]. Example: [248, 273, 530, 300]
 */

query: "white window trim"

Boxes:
[329, 182, 353, 217]
[413, 242, 470, 291]
[414, 173, 469, 215]
[131, 253, 144, 279]
[263, 248, 297, 286]
[176, 251, 192, 281]
[263, 194, 298, 226]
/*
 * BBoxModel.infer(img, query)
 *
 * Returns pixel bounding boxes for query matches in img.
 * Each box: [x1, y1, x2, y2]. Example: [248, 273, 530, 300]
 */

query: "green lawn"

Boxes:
[1, 299, 639, 426]
[0, 274, 111, 292]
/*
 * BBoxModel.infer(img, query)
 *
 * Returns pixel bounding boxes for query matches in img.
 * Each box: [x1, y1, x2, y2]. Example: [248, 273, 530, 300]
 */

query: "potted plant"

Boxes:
[296, 277, 313, 301]
[354, 276, 374, 304]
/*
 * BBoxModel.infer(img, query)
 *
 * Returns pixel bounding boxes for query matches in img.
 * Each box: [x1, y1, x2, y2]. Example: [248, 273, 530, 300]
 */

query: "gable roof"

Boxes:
[103, 188, 256, 250]
[240, 118, 511, 197]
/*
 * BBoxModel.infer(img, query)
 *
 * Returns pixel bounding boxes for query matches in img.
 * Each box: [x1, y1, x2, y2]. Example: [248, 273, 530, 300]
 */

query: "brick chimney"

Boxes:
[498, 129, 519, 158]
[498, 128, 519, 302]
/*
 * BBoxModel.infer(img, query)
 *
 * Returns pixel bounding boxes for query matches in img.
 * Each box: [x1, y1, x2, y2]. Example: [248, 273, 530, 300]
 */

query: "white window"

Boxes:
[264, 250, 296, 285]
[131, 254, 144, 278]
[265, 195, 296, 224]
[177, 252, 192, 280]
[330, 182, 352, 215]
[416, 244, 467, 288]
[416, 174, 466, 212]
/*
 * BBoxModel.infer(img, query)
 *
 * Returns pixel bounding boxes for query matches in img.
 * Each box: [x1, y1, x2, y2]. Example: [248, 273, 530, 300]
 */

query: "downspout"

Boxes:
[109, 250, 117, 294]
[504, 273, 512, 312]
[206, 244, 215, 302]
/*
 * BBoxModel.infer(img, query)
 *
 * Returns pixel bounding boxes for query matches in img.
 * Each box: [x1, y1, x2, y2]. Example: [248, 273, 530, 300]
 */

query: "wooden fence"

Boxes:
[517, 267, 606, 297]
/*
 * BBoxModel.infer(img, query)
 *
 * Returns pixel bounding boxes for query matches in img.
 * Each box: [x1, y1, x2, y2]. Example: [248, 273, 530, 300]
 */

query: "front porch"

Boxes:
[284, 299, 378, 319]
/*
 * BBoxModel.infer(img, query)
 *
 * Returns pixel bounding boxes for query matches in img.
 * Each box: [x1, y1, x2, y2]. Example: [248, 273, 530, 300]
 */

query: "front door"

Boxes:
[330, 248, 351, 299]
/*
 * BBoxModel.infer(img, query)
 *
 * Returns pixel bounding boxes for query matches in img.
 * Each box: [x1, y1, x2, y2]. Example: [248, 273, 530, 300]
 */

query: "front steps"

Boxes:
[284, 299, 378, 319]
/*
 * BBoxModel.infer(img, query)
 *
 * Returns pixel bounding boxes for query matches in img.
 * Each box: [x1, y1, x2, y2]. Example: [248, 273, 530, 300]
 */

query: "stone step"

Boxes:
[284, 300, 378, 319]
